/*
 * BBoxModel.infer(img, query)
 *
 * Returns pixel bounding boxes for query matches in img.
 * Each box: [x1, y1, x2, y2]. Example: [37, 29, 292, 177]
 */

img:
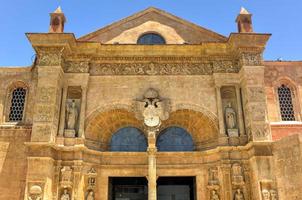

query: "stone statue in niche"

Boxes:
[233, 188, 245, 200]
[261, 189, 270, 200]
[231, 163, 245, 185]
[60, 189, 70, 200]
[210, 189, 220, 200]
[65, 99, 79, 137]
[225, 102, 239, 137]
[270, 190, 278, 200]
[86, 190, 95, 200]
[208, 167, 219, 185]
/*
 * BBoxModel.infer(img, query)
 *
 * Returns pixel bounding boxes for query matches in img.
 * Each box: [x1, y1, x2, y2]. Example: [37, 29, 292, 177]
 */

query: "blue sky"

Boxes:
[0, 0, 301, 66]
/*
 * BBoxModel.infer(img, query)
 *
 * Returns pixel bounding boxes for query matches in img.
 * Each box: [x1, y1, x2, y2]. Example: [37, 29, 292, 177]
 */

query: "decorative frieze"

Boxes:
[62, 60, 240, 75]
[64, 61, 90, 73]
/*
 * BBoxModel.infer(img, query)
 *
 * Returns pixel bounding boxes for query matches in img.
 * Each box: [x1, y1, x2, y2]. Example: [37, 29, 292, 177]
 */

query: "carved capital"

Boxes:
[239, 52, 262, 66]
[36, 47, 64, 66]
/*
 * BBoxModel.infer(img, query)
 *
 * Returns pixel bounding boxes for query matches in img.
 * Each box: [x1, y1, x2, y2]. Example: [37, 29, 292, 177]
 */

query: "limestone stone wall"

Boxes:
[264, 61, 302, 140]
[0, 128, 31, 200]
[0, 67, 37, 125]
[272, 134, 302, 199]
[86, 75, 217, 118]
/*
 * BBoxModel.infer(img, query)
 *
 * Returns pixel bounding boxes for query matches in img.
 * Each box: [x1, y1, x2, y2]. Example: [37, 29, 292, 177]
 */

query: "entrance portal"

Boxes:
[157, 177, 196, 200]
[109, 177, 148, 200]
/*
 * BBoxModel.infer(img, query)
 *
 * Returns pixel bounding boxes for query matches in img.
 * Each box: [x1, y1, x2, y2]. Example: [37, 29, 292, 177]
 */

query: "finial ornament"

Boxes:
[240, 7, 250, 15]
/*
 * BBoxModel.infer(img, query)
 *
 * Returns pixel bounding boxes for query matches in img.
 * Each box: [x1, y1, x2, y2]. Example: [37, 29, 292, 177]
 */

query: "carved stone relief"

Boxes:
[88, 61, 240, 75]
[134, 88, 170, 128]
[233, 188, 245, 200]
[60, 188, 71, 200]
[28, 184, 43, 200]
[231, 163, 245, 186]
[60, 166, 73, 188]
[208, 167, 219, 186]
[64, 61, 90, 73]
[38, 52, 62, 66]
[34, 105, 53, 122]
[240, 52, 262, 66]
[37, 87, 56, 104]
[247, 87, 266, 102]
[210, 189, 220, 200]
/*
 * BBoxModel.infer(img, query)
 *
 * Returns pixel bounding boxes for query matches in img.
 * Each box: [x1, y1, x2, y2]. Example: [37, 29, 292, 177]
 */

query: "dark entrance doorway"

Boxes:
[109, 177, 148, 200]
[157, 177, 196, 200]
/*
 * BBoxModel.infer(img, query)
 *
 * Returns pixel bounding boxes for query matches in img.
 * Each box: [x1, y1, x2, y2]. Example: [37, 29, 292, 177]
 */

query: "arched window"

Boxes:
[157, 127, 194, 152]
[8, 87, 27, 122]
[110, 127, 147, 152]
[137, 33, 166, 45]
[277, 84, 296, 121]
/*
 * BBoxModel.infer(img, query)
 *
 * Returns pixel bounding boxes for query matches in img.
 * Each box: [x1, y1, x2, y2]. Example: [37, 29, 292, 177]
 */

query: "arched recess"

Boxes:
[110, 127, 147, 152]
[85, 108, 144, 150]
[157, 126, 194, 152]
[161, 109, 218, 150]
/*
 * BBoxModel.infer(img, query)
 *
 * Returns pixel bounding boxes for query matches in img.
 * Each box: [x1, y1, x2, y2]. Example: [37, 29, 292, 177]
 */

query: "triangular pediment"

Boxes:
[78, 7, 227, 44]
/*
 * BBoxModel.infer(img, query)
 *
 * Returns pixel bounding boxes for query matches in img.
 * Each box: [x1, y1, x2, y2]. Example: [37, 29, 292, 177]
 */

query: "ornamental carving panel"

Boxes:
[37, 87, 56, 104]
[87, 61, 239, 75]
[34, 105, 53, 122]
[38, 53, 62, 66]
[247, 87, 266, 102]
[240, 52, 262, 66]
[64, 61, 90, 73]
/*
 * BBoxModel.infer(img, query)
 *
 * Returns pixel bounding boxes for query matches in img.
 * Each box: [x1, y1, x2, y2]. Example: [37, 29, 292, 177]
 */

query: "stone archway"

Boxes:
[85, 108, 144, 151]
[161, 109, 218, 150]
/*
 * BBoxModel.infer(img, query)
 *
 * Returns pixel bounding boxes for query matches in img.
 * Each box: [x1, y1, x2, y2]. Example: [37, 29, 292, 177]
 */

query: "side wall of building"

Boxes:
[273, 134, 302, 199]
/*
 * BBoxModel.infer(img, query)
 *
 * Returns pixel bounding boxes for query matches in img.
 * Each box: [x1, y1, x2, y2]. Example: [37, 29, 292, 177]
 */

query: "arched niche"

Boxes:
[110, 127, 147, 152]
[157, 126, 194, 152]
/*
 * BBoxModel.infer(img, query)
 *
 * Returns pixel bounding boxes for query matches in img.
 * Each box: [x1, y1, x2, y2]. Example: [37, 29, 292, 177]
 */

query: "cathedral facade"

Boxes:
[0, 7, 301, 200]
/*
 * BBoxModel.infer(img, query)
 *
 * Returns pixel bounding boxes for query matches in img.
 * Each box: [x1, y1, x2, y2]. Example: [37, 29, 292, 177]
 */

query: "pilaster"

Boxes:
[240, 64, 271, 141]
[31, 48, 64, 142]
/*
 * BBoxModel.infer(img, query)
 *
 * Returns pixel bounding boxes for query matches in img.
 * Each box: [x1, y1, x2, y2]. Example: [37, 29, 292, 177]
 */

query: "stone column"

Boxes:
[220, 164, 232, 200]
[147, 130, 157, 200]
[78, 86, 87, 138]
[31, 49, 64, 142]
[73, 161, 84, 200]
[58, 86, 68, 137]
[235, 85, 245, 136]
[216, 86, 226, 136]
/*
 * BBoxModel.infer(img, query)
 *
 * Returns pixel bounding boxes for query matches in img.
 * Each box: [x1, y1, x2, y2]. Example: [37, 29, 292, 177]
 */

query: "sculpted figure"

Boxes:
[66, 100, 78, 130]
[210, 190, 220, 200]
[208, 167, 219, 185]
[60, 189, 70, 200]
[225, 102, 237, 129]
[270, 190, 278, 200]
[233, 189, 245, 200]
[86, 191, 95, 200]
[261, 189, 270, 200]
[232, 163, 244, 185]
